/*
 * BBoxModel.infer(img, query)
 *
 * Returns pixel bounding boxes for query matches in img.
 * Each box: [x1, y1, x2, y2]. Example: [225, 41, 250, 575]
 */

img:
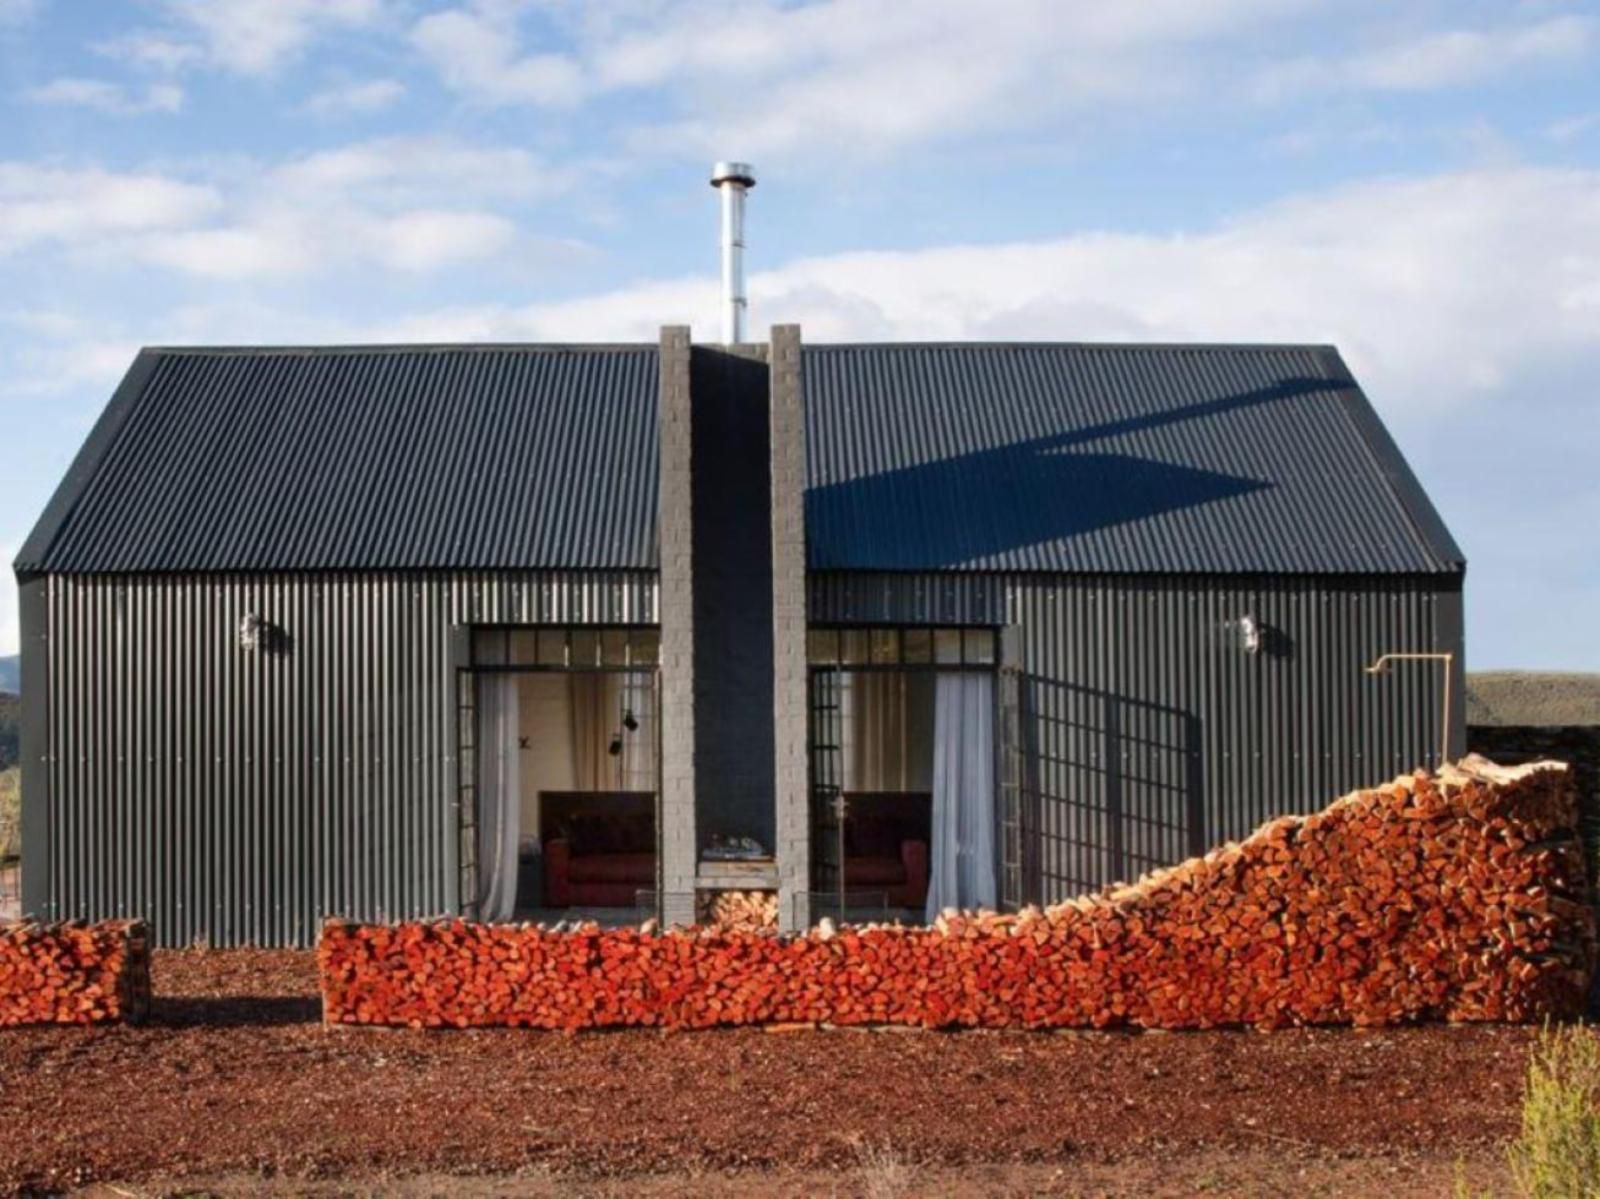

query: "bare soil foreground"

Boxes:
[1, 949, 1545, 1196]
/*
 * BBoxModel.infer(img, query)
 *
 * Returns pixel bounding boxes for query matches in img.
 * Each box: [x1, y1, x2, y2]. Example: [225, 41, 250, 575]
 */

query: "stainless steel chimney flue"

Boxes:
[710, 161, 755, 344]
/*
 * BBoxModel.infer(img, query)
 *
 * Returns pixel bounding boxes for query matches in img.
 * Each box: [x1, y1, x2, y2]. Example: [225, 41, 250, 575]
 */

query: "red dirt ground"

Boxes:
[0, 948, 1543, 1195]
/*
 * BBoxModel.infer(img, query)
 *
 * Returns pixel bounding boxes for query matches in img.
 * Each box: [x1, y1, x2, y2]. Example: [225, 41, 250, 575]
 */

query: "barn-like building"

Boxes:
[14, 328, 1464, 945]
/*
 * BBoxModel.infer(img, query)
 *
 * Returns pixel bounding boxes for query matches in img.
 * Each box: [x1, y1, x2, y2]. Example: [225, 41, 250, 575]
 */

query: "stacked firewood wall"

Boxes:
[0, 920, 151, 1025]
[319, 759, 1594, 1032]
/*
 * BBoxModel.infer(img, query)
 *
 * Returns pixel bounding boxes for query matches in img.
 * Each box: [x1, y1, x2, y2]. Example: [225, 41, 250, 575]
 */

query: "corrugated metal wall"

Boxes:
[26, 565, 1461, 940]
[25, 570, 656, 946]
[811, 571, 1464, 902]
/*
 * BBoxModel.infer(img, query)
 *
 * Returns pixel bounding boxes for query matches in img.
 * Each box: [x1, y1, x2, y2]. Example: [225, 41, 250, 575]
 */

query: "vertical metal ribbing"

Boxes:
[808, 570, 1455, 902]
[30, 569, 657, 947]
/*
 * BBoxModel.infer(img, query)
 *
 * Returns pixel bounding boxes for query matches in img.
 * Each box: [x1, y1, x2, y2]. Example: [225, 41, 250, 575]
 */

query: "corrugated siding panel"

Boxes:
[34, 570, 656, 946]
[811, 571, 1460, 902]
[21, 346, 659, 574]
[803, 343, 1462, 574]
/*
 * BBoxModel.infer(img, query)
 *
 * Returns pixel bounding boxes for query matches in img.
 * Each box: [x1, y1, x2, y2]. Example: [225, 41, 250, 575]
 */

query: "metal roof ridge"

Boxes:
[142, 342, 661, 356]
[802, 340, 1343, 353]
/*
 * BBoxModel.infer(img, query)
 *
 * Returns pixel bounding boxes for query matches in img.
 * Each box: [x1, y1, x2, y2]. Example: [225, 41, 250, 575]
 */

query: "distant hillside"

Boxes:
[0, 693, 16, 770]
[0, 655, 15, 694]
[1466, 671, 1600, 728]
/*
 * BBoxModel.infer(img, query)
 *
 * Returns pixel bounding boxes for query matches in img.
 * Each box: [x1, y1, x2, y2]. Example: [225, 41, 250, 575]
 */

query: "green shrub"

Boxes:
[1508, 1023, 1600, 1198]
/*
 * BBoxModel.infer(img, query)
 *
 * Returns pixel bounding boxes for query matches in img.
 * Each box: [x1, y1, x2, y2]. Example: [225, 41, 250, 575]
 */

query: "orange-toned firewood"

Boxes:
[696, 889, 779, 933]
[318, 758, 1595, 1033]
[0, 919, 150, 1026]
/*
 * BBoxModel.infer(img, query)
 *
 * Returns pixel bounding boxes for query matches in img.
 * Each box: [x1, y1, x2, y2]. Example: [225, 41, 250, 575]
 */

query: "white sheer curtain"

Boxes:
[926, 672, 996, 921]
[476, 674, 521, 922]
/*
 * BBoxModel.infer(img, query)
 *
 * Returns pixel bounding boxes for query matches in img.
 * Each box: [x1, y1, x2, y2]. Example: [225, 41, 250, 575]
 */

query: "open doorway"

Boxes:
[807, 627, 999, 924]
[461, 627, 660, 926]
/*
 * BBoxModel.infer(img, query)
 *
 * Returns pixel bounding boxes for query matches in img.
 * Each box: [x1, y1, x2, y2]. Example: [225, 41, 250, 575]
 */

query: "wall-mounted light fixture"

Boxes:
[1365, 651, 1455, 768]
[239, 612, 265, 652]
[1234, 614, 1263, 655]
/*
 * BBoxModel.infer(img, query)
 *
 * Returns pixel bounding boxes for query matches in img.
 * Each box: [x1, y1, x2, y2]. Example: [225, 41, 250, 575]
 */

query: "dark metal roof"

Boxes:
[803, 343, 1463, 574]
[16, 345, 660, 573]
[17, 338, 1461, 578]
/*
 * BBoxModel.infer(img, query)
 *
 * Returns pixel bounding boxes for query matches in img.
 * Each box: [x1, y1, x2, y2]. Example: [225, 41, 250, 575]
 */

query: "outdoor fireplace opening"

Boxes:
[459, 627, 660, 927]
[807, 627, 999, 925]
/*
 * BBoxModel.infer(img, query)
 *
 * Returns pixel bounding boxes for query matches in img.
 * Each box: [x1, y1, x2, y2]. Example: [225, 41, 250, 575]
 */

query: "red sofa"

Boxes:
[541, 792, 656, 909]
[843, 792, 931, 909]
[543, 839, 654, 908]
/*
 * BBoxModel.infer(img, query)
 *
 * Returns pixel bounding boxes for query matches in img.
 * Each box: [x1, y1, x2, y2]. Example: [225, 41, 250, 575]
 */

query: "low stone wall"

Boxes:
[319, 759, 1595, 1031]
[0, 920, 151, 1025]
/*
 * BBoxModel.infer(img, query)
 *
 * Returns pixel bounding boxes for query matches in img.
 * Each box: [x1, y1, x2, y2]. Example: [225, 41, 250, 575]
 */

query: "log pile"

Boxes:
[697, 889, 778, 932]
[0, 920, 151, 1026]
[319, 758, 1595, 1031]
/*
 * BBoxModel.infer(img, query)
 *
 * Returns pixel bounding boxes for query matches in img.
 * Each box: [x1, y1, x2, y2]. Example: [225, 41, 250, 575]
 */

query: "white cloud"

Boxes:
[1547, 112, 1600, 143]
[27, 77, 184, 115]
[119, 136, 570, 279]
[270, 135, 568, 203]
[374, 210, 516, 271]
[7, 338, 140, 397]
[0, 137, 575, 279]
[410, 0, 1307, 150]
[1352, 15, 1593, 90]
[93, 31, 202, 73]
[411, 7, 586, 107]
[133, 208, 517, 279]
[0, 163, 221, 255]
[303, 77, 405, 116]
[112, 0, 386, 77]
[0, 0, 38, 28]
[1256, 15, 1595, 98]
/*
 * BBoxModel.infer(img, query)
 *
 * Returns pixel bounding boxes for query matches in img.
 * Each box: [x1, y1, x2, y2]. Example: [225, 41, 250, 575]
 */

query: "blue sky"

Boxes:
[1, 0, 1598, 667]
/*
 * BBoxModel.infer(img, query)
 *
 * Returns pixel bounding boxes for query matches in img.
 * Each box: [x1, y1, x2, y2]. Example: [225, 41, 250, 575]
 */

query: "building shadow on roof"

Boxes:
[805, 376, 1330, 570]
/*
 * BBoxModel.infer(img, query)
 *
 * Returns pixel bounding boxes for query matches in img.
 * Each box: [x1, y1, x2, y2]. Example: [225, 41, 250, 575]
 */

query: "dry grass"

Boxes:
[849, 1137, 912, 1199]
[1506, 1023, 1600, 1198]
[0, 767, 18, 860]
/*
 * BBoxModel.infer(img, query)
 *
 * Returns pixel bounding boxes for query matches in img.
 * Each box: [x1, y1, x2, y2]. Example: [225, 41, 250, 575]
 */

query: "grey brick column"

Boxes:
[656, 325, 698, 926]
[769, 324, 811, 930]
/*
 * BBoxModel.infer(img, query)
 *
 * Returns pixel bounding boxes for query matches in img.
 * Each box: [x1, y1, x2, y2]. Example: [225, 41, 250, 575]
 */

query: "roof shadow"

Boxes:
[805, 376, 1328, 570]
